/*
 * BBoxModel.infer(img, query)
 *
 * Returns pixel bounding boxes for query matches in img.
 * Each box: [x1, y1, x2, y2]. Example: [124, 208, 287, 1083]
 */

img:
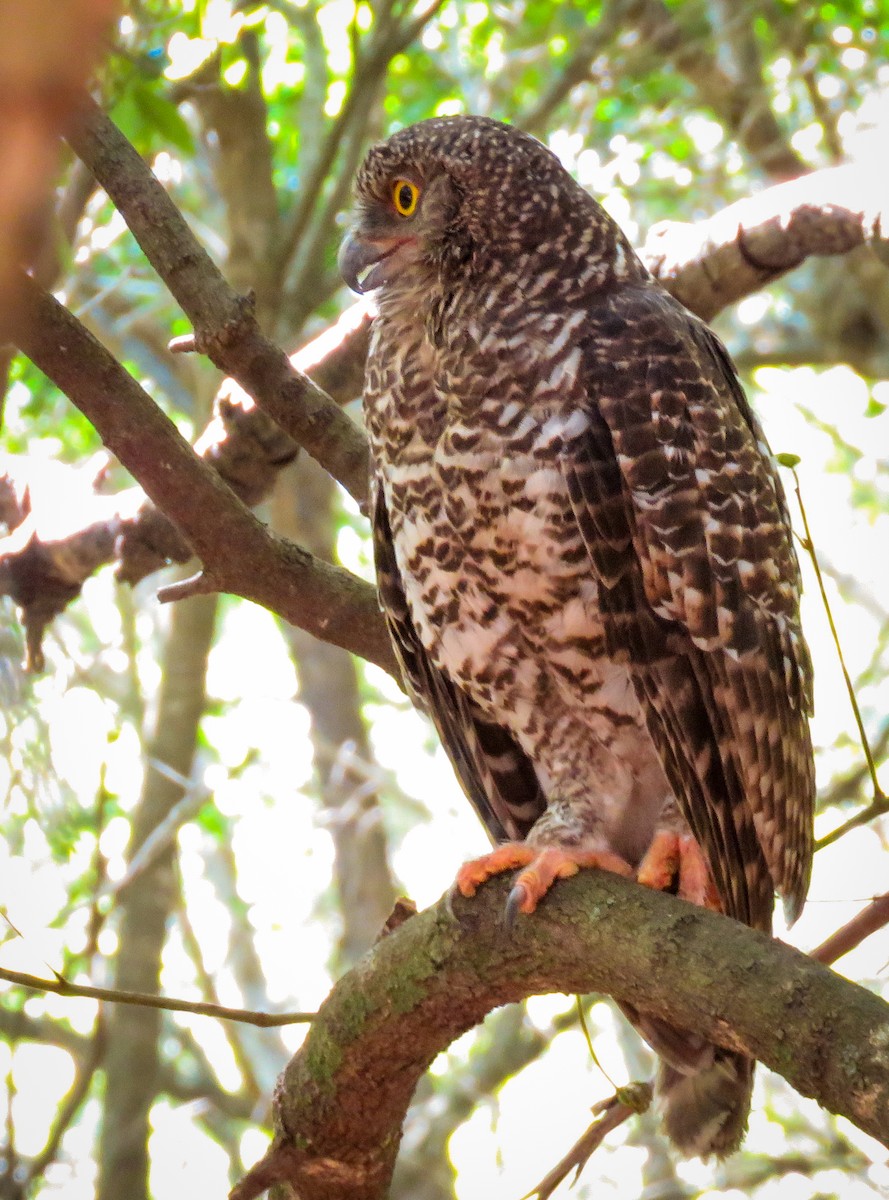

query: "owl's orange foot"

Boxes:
[636, 831, 722, 911]
[455, 842, 634, 929]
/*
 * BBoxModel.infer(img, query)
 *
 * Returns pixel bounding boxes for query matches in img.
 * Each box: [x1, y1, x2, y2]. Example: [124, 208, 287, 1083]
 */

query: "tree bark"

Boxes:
[97, 591, 218, 1200]
[272, 456, 398, 967]
[232, 872, 889, 1200]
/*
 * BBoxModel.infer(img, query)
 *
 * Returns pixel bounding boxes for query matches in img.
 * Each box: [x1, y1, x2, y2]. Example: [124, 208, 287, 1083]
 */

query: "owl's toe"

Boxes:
[456, 843, 633, 930]
[676, 836, 723, 910]
[506, 846, 635, 927]
[454, 841, 536, 898]
[637, 831, 722, 912]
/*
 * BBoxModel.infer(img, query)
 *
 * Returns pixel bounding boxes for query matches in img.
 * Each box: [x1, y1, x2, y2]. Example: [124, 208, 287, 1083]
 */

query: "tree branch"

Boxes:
[231, 873, 889, 1200]
[643, 162, 889, 322]
[0, 965, 315, 1027]
[811, 892, 889, 966]
[10, 274, 397, 676]
[615, 0, 803, 180]
[64, 94, 370, 508]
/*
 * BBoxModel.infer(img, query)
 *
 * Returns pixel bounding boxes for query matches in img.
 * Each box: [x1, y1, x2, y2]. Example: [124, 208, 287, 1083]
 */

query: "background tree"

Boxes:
[0, 2, 887, 1199]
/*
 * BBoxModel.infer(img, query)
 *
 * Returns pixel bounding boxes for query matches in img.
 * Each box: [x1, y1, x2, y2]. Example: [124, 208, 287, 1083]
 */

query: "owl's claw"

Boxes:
[455, 842, 536, 899]
[504, 883, 527, 933]
[636, 831, 722, 911]
[455, 842, 634, 927]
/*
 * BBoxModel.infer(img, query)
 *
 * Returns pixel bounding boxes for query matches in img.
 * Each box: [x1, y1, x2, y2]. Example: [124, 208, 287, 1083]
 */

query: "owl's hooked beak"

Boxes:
[338, 230, 415, 294]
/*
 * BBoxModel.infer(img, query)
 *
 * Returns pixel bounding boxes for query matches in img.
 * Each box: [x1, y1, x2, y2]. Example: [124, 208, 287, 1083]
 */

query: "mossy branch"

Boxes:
[232, 872, 889, 1200]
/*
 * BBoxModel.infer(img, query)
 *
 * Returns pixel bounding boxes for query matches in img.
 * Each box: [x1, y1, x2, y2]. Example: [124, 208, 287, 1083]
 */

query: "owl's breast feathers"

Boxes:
[366, 251, 813, 930]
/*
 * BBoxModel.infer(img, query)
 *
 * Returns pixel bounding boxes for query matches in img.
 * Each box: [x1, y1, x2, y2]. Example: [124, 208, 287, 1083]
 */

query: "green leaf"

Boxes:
[109, 90, 146, 147]
[864, 397, 887, 417]
[776, 452, 801, 468]
[133, 85, 195, 154]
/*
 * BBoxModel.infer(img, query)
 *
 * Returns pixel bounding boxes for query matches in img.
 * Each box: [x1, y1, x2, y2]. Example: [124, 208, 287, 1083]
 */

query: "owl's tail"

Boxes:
[657, 1051, 753, 1159]
[618, 1004, 752, 1158]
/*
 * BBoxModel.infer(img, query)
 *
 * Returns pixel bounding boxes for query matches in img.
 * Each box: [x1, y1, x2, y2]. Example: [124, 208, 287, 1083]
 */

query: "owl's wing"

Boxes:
[370, 476, 546, 844]
[563, 284, 814, 927]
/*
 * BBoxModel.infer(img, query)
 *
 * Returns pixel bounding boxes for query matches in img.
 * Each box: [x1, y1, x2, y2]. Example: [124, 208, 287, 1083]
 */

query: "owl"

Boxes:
[339, 115, 814, 1157]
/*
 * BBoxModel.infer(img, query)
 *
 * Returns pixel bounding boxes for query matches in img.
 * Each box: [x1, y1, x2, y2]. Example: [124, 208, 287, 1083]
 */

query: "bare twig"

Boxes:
[789, 465, 886, 810]
[521, 1084, 653, 1200]
[0, 966, 315, 1027]
[816, 794, 889, 852]
[811, 892, 889, 966]
[101, 760, 209, 898]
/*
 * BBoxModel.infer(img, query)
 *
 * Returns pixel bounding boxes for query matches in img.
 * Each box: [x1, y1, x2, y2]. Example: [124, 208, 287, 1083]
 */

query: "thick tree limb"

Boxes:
[644, 162, 889, 322]
[230, 872, 889, 1200]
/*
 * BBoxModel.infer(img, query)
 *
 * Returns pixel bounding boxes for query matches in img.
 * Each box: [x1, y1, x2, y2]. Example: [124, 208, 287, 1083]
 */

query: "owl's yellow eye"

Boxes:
[392, 179, 420, 217]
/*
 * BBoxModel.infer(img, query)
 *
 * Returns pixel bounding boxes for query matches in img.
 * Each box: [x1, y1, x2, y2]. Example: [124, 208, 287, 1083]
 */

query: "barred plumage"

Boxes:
[341, 115, 815, 1158]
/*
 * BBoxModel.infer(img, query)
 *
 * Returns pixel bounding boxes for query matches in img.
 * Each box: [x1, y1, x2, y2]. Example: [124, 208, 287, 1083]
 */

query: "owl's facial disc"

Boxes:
[340, 169, 457, 293]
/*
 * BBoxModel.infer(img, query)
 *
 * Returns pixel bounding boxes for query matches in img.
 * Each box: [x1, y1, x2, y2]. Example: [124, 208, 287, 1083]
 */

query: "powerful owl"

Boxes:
[340, 115, 815, 1157]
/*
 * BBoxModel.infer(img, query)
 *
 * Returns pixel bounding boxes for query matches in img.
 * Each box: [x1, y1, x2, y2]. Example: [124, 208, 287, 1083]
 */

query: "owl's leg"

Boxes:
[456, 842, 634, 927]
[637, 832, 722, 911]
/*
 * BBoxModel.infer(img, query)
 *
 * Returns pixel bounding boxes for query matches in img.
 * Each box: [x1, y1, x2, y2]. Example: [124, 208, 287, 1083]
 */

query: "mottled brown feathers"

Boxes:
[343, 115, 815, 1158]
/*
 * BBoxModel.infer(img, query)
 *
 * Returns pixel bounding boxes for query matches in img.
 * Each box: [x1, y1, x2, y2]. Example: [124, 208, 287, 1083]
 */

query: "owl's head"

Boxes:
[338, 115, 596, 296]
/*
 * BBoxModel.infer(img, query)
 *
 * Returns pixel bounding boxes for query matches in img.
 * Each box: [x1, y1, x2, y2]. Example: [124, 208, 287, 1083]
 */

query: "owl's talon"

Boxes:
[455, 843, 634, 925]
[504, 884, 527, 932]
[445, 883, 462, 921]
[636, 831, 680, 892]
